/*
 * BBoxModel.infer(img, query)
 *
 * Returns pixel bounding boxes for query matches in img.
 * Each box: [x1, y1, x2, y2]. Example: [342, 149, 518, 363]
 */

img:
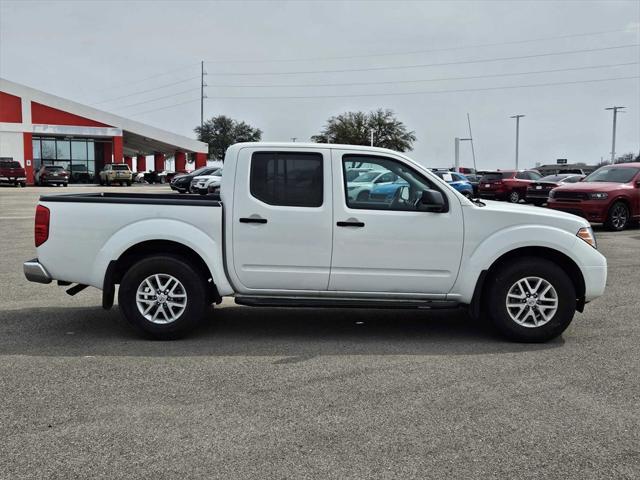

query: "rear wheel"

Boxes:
[118, 255, 208, 339]
[604, 201, 629, 231]
[485, 257, 576, 342]
[126, 180, 132, 186]
[508, 190, 521, 203]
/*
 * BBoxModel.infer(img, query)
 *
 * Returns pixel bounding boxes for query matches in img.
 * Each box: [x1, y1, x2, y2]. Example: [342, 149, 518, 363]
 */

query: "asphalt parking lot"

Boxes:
[1, 185, 639, 479]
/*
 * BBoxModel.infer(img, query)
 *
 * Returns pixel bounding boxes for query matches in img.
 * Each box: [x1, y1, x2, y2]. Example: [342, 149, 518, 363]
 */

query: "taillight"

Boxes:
[35, 205, 50, 247]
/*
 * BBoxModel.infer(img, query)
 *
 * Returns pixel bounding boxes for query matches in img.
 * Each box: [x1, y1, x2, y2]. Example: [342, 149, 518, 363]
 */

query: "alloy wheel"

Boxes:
[611, 204, 628, 230]
[505, 276, 558, 328]
[135, 273, 188, 324]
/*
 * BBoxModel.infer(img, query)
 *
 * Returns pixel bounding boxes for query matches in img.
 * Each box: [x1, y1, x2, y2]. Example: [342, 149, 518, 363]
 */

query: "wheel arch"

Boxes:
[470, 246, 586, 319]
[102, 240, 222, 309]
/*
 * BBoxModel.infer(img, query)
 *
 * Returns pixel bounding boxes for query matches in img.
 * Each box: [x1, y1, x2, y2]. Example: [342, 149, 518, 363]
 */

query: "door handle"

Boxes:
[239, 217, 268, 224]
[337, 221, 365, 227]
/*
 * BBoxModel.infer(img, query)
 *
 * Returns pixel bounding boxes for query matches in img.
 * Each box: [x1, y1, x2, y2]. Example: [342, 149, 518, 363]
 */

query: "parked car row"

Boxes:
[169, 166, 223, 195]
[475, 164, 640, 231]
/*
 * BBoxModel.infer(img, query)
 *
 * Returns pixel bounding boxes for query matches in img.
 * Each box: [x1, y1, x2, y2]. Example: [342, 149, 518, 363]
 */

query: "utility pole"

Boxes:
[510, 114, 525, 169]
[290, 137, 297, 142]
[200, 60, 207, 130]
[605, 106, 625, 163]
[466, 113, 477, 172]
[454, 137, 472, 170]
[370, 129, 374, 147]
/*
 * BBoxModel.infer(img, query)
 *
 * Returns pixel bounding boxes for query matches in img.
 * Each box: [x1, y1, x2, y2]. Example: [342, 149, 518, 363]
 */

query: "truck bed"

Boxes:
[39, 192, 221, 206]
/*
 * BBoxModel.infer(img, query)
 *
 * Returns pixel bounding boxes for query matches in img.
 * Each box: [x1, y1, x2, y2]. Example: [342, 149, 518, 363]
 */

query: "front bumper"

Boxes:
[547, 201, 608, 223]
[582, 264, 607, 302]
[24, 258, 52, 284]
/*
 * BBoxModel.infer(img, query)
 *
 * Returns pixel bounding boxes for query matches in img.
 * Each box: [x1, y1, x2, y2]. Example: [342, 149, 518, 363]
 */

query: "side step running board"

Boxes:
[234, 295, 459, 310]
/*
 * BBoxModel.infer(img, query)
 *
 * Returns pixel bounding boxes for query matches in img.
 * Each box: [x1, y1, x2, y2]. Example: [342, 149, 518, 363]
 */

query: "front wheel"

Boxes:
[485, 257, 576, 342]
[118, 255, 209, 339]
[508, 190, 521, 203]
[604, 201, 629, 231]
[356, 190, 370, 201]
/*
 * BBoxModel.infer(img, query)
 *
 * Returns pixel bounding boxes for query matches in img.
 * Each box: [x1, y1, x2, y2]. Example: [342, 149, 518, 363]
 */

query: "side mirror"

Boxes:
[635, 180, 640, 187]
[417, 189, 446, 212]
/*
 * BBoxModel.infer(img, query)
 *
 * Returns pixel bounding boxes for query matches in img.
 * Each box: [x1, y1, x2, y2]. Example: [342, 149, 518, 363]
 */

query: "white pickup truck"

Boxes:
[24, 143, 607, 342]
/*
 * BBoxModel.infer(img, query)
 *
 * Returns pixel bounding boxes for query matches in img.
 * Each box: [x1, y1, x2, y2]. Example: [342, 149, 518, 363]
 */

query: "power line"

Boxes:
[204, 75, 640, 100]
[205, 28, 633, 64]
[114, 87, 201, 110]
[206, 61, 639, 88]
[128, 98, 201, 117]
[204, 44, 640, 76]
[82, 62, 200, 101]
[93, 76, 200, 105]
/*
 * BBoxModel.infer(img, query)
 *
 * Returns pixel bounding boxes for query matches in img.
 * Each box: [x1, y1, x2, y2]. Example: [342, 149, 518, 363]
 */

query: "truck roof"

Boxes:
[227, 142, 404, 156]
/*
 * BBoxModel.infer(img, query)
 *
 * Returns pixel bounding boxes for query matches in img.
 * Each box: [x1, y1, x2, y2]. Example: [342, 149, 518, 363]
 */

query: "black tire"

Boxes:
[63, 183, 68, 187]
[118, 255, 209, 339]
[604, 201, 629, 231]
[508, 190, 521, 203]
[484, 257, 576, 342]
[106, 179, 111, 186]
[126, 180, 132, 186]
[356, 190, 370, 201]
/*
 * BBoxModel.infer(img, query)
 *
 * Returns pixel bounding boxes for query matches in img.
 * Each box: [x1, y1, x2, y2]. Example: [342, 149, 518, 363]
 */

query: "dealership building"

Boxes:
[0, 78, 208, 184]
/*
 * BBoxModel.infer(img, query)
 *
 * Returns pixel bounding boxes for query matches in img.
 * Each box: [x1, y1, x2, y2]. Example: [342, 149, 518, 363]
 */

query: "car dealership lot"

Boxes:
[1, 186, 639, 479]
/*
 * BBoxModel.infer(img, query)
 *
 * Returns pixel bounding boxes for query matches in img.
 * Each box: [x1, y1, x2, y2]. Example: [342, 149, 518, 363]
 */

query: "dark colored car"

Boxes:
[547, 163, 640, 231]
[464, 174, 481, 196]
[170, 166, 220, 193]
[35, 165, 69, 186]
[525, 173, 584, 206]
[67, 164, 93, 183]
[0, 159, 27, 187]
[478, 169, 542, 203]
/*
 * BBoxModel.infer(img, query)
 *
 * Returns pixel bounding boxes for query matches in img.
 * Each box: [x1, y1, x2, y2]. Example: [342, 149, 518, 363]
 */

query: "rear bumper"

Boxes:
[479, 191, 506, 200]
[24, 258, 52, 284]
[40, 179, 68, 184]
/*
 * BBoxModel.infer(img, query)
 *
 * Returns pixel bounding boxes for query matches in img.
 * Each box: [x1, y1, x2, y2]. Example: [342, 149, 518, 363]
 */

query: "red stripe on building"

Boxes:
[31, 102, 112, 127]
[0, 91, 23, 123]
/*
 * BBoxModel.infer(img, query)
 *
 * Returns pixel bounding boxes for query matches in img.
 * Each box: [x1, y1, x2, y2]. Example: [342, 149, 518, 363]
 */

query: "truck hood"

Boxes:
[475, 199, 589, 233]
[553, 181, 628, 192]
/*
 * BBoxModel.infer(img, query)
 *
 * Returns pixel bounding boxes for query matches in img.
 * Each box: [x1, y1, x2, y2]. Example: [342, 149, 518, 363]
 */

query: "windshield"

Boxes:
[353, 171, 382, 182]
[584, 167, 639, 183]
[45, 166, 65, 171]
[211, 168, 222, 176]
[113, 164, 130, 170]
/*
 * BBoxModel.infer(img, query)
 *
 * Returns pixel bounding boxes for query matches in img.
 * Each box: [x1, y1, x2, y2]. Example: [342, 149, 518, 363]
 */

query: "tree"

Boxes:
[195, 115, 262, 161]
[311, 109, 416, 152]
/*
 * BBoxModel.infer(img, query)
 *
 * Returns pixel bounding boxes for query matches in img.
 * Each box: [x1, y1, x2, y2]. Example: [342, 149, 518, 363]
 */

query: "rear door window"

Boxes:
[480, 173, 504, 182]
[250, 151, 323, 207]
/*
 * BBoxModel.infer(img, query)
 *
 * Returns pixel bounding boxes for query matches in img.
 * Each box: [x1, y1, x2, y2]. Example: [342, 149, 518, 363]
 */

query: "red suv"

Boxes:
[547, 162, 640, 231]
[478, 170, 542, 203]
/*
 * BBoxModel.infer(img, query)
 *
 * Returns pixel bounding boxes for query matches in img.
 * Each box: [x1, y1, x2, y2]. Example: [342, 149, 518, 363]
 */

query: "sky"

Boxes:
[0, 0, 639, 170]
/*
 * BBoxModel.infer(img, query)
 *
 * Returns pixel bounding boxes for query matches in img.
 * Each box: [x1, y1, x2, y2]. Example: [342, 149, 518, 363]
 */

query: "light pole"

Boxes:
[605, 106, 625, 163]
[454, 137, 472, 170]
[510, 114, 525, 169]
[370, 129, 374, 147]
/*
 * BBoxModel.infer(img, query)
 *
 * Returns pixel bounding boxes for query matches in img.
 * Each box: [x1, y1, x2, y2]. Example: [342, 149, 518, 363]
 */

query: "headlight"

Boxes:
[588, 192, 608, 200]
[577, 227, 597, 249]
